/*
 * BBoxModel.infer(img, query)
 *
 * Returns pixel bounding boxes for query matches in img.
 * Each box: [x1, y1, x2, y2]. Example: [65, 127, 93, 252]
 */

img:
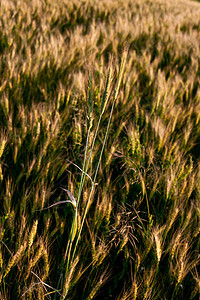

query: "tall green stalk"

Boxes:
[61, 50, 128, 299]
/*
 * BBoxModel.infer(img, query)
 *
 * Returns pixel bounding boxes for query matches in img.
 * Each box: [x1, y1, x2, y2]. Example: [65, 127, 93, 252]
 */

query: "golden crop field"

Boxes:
[0, 0, 200, 299]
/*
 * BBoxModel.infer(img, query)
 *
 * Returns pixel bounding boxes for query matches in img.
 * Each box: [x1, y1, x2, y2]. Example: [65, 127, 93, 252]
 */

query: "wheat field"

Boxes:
[0, 0, 200, 299]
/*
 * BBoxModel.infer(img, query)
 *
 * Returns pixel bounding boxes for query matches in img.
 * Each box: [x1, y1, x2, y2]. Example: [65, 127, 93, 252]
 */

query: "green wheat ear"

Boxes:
[61, 188, 77, 242]
[87, 74, 93, 131]
[100, 63, 113, 115]
[69, 210, 78, 242]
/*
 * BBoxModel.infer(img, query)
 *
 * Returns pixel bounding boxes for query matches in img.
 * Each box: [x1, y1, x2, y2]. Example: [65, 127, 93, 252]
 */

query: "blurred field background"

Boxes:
[0, 0, 200, 299]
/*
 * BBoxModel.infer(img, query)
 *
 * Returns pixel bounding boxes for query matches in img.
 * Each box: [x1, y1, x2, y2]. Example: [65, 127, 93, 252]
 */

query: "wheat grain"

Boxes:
[28, 220, 38, 249]
[4, 242, 27, 278]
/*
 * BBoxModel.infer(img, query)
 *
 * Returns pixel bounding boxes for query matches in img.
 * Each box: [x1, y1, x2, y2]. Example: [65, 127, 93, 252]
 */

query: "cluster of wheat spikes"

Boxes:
[0, 0, 200, 299]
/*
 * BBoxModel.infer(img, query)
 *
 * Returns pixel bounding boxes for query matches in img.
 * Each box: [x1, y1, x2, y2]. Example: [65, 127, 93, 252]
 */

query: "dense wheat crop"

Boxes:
[0, 0, 200, 299]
